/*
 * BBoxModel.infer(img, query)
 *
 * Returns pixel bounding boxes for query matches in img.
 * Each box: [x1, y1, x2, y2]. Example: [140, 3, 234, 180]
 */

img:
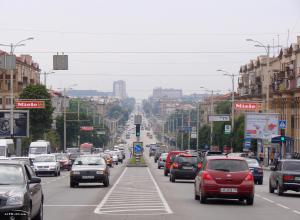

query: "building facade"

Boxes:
[113, 80, 126, 99]
[0, 52, 40, 109]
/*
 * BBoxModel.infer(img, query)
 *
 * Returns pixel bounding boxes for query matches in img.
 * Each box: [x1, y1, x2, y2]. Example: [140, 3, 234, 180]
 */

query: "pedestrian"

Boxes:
[270, 151, 274, 165]
[259, 152, 264, 166]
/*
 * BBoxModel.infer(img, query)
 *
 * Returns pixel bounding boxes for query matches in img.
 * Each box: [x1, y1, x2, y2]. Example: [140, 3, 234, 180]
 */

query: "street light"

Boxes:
[0, 37, 34, 138]
[217, 69, 238, 132]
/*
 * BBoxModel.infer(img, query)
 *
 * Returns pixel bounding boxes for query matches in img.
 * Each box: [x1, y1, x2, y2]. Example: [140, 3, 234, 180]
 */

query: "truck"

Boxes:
[0, 139, 14, 157]
[29, 140, 51, 159]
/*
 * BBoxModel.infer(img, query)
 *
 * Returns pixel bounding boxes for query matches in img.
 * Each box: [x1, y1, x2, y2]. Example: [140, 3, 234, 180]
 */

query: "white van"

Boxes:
[29, 140, 51, 159]
[0, 139, 14, 157]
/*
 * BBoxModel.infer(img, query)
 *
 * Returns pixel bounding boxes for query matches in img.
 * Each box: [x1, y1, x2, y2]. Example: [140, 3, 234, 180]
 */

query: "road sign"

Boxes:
[53, 55, 68, 70]
[224, 125, 231, 134]
[208, 115, 230, 122]
[244, 138, 251, 150]
[96, 131, 105, 135]
[191, 132, 197, 139]
[15, 100, 45, 109]
[133, 142, 143, 155]
[0, 54, 16, 70]
[278, 120, 287, 129]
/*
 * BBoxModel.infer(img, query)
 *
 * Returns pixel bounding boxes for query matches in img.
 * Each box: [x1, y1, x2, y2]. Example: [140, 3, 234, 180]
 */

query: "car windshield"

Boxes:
[283, 161, 300, 171]
[161, 153, 168, 159]
[34, 156, 56, 162]
[29, 147, 47, 154]
[56, 155, 68, 160]
[0, 146, 6, 157]
[74, 157, 105, 165]
[177, 156, 198, 164]
[208, 159, 249, 172]
[0, 165, 24, 185]
[246, 159, 260, 166]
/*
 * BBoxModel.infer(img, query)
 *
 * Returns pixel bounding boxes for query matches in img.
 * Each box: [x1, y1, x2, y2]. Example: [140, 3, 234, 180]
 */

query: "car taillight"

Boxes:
[283, 175, 294, 181]
[244, 172, 254, 181]
[172, 162, 179, 169]
[202, 171, 213, 180]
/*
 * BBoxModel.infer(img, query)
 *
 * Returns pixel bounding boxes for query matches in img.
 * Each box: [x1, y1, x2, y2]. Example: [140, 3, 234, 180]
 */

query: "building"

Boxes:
[0, 52, 40, 109]
[49, 90, 70, 129]
[237, 36, 300, 154]
[113, 80, 126, 99]
[152, 87, 182, 100]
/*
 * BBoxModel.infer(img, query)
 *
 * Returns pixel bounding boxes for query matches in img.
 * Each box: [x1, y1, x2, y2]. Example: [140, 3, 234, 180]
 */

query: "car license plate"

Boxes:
[295, 177, 300, 181]
[82, 176, 94, 179]
[220, 188, 237, 193]
[182, 166, 193, 170]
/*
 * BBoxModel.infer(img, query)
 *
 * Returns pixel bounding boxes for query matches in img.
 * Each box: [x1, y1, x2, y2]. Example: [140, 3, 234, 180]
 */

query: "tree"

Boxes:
[19, 84, 54, 140]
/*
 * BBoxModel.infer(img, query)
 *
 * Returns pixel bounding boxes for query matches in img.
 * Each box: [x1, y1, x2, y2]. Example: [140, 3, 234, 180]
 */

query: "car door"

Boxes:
[195, 159, 206, 194]
[25, 164, 42, 216]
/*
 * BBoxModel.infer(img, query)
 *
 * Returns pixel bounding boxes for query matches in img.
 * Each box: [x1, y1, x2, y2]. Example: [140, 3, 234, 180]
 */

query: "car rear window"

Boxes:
[283, 161, 300, 171]
[176, 156, 198, 164]
[208, 159, 249, 172]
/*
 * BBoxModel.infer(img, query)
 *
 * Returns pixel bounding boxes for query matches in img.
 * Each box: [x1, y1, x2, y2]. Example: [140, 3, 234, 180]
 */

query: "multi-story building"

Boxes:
[237, 36, 300, 154]
[0, 52, 40, 109]
[152, 87, 182, 100]
[113, 80, 126, 99]
[49, 90, 70, 129]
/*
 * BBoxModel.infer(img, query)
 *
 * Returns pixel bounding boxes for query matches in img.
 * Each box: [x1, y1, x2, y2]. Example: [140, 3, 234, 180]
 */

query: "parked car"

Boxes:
[246, 158, 263, 185]
[164, 151, 184, 176]
[158, 153, 168, 169]
[70, 155, 110, 187]
[194, 156, 254, 205]
[269, 159, 300, 195]
[33, 154, 61, 176]
[0, 160, 43, 220]
[169, 154, 201, 182]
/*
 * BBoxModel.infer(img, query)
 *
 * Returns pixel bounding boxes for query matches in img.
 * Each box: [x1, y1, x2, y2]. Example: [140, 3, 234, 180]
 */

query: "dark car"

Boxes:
[169, 154, 201, 182]
[194, 156, 254, 205]
[70, 155, 110, 187]
[246, 158, 263, 185]
[164, 151, 184, 176]
[0, 160, 43, 220]
[269, 159, 300, 195]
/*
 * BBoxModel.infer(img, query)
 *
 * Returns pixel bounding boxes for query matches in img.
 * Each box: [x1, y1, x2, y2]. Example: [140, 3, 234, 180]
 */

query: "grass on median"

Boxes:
[128, 155, 146, 165]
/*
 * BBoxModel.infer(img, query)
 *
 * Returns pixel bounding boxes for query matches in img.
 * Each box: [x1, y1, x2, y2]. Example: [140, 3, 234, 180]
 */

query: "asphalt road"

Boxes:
[42, 130, 300, 220]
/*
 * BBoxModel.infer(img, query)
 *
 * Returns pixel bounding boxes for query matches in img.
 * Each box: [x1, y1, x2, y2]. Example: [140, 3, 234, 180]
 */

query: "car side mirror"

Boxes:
[29, 177, 41, 184]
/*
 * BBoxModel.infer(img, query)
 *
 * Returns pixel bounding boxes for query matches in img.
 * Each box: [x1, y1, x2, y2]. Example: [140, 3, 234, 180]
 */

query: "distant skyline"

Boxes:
[1, 0, 300, 100]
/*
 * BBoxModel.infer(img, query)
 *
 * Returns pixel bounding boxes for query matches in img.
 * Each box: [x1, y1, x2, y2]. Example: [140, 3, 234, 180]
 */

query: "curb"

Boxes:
[126, 164, 148, 167]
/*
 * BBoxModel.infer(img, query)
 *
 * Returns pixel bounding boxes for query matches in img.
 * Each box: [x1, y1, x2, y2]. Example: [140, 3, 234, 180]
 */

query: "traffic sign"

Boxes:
[279, 120, 286, 129]
[191, 132, 197, 139]
[208, 115, 230, 122]
[133, 142, 143, 155]
[224, 125, 231, 134]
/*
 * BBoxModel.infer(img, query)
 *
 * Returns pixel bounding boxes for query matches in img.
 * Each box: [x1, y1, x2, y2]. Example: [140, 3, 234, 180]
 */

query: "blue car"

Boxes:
[246, 158, 263, 185]
[158, 153, 168, 169]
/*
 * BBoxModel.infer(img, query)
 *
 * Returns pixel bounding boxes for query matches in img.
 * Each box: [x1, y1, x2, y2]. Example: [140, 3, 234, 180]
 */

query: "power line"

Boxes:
[47, 73, 226, 77]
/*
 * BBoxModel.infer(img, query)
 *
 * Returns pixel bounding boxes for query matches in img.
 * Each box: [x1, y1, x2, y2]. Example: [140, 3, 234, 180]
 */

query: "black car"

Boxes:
[169, 154, 201, 182]
[0, 160, 43, 220]
[246, 158, 264, 185]
[269, 159, 300, 195]
[70, 155, 110, 188]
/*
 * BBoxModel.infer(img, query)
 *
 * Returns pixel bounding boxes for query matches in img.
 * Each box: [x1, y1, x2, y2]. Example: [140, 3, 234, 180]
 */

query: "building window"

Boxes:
[0, 96, 2, 105]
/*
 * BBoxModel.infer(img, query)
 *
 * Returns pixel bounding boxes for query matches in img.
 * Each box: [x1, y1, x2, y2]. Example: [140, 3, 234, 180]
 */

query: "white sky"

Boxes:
[1, 0, 300, 100]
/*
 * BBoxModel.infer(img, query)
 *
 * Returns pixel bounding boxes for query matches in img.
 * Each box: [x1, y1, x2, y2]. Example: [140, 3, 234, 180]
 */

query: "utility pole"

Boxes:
[196, 102, 200, 152]
[42, 71, 55, 89]
[77, 99, 80, 148]
[188, 109, 191, 150]
[181, 110, 184, 150]
[210, 90, 214, 146]
[63, 88, 67, 152]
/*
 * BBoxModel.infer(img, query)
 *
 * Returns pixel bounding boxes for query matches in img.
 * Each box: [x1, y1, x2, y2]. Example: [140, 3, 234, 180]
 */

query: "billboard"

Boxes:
[245, 113, 279, 140]
[235, 102, 261, 111]
[0, 110, 29, 137]
[80, 126, 94, 131]
[208, 115, 230, 122]
[15, 100, 45, 109]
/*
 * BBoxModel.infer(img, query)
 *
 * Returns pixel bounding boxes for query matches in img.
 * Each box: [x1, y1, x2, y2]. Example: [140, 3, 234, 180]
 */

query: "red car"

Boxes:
[194, 156, 254, 205]
[164, 151, 184, 176]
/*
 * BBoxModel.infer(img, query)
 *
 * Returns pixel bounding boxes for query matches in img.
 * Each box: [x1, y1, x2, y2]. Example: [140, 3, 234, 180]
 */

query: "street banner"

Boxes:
[245, 113, 279, 140]
[0, 110, 29, 137]
[208, 115, 230, 122]
[235, 102, 261, 111]
[80, 126, 94, 131]
[15, 100, 45, 109]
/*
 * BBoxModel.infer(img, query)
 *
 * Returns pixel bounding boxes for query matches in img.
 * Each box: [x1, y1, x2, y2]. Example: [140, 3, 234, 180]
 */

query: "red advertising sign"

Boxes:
[15, 100, 45, 109]
[234, 102, 259, 111]
[80, 126, 94, 131]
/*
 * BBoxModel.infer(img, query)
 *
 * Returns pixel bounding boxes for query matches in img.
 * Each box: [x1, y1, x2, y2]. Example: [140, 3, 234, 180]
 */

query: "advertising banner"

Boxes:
[15, 100, 45, 109]
[234, 102, 261, 111]
[208, 115, 230, 122]
[0, 110, 29, 137]
[245, 113, 279, 140]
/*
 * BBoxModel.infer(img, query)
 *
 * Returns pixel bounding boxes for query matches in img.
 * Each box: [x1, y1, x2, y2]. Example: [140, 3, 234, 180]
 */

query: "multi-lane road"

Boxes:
[42, 132, 300, 220]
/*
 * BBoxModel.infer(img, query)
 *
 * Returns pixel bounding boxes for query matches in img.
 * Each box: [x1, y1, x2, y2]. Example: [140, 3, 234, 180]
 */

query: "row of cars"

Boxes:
[152, 148, 300, 205]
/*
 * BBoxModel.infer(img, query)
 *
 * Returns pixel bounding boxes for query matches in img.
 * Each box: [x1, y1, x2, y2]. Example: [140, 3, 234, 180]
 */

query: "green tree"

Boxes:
[19, 84, 54, 140]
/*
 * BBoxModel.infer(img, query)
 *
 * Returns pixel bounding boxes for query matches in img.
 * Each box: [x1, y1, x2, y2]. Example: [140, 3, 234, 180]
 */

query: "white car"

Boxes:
[33, 154, 60, 176]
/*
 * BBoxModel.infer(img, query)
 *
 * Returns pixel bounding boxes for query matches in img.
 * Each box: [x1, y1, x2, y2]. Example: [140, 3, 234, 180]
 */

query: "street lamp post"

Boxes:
[0, 38, 34, 138]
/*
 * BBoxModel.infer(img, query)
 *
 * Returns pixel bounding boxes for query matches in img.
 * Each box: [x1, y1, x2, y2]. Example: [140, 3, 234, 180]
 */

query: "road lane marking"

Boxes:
[262, 197, 274, 203]
[101, 205, 164, 210]
[276, 203, 290, 210]
[45, 205, 97, 207]
[103, 203, 163, 207]
[100, 208, 166, 213]
[293, 210, 300, 215]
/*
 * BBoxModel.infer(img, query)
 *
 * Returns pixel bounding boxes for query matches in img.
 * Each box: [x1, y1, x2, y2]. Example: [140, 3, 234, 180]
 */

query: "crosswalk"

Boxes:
[94, 167, 173, 215]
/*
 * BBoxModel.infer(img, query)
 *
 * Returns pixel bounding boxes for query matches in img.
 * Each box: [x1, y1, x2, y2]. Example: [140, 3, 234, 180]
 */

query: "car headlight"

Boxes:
[6, 192, 24, 206]
[71, 171, 80, 175]
[49, 165, 56, 169]
[96, 170, 104, 175]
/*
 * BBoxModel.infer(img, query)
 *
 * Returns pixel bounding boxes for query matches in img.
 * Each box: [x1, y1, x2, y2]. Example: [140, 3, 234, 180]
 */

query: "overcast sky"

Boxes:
[1, 0, 300, 100]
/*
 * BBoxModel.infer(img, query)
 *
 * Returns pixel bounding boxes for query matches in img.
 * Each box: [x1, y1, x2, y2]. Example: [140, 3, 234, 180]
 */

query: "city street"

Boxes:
[41, 132, 300, 220]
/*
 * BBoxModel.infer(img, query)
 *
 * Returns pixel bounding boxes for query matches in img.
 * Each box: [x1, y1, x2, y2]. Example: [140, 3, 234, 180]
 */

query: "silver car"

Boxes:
[158, 153, 168, 169]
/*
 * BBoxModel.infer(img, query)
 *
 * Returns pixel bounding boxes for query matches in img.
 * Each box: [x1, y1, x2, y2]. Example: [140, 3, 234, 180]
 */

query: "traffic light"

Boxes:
[136, 124, 141, 137]
[280, 136, 285, 142]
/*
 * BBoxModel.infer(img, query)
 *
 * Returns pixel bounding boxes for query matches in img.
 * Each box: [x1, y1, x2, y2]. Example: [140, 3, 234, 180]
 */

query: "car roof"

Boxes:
[206, 156, 245, 160]
[279, 159, 300, 162]
[0, 160, 26, 165]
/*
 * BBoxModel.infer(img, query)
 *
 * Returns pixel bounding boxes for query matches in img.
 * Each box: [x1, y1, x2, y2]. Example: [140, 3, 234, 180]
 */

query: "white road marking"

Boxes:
[276, 203, 290, 210]
[45, 205, 97, 207]
[262, 197, 274, 203]
[100, 208, 166, 213]
[293, 210, 300, 215]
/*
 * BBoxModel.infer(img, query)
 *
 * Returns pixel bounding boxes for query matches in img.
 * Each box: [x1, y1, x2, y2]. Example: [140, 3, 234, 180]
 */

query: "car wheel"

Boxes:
[164, 169, 168, 176]
[246, 196, 254, 205]
[239, 198, 244, 203]
[32, 199, 43, 220]
[58, 170, 61, 176]
[54, 171, 58, 176]
[103, 177, 110, 187]
[194, 185, 200, 200]
[154, 159, 157, 163]
[157, 165, 160, 169]
[258, 179, 263, 185]
[277, 183, 284, 196]
[199, 189, 207, 204]
[170, 174, 176, 183]
[116, 162, 118, 165]
[70, 180, 76, 188]
[269, 182, 274, 193]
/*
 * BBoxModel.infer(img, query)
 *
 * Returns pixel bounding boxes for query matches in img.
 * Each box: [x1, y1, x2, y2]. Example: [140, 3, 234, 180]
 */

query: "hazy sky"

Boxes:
[1, 0, 300, 100]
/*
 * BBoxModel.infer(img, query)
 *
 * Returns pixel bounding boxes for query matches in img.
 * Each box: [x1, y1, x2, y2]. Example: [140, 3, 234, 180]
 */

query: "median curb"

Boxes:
[126, 164, 148, 167]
